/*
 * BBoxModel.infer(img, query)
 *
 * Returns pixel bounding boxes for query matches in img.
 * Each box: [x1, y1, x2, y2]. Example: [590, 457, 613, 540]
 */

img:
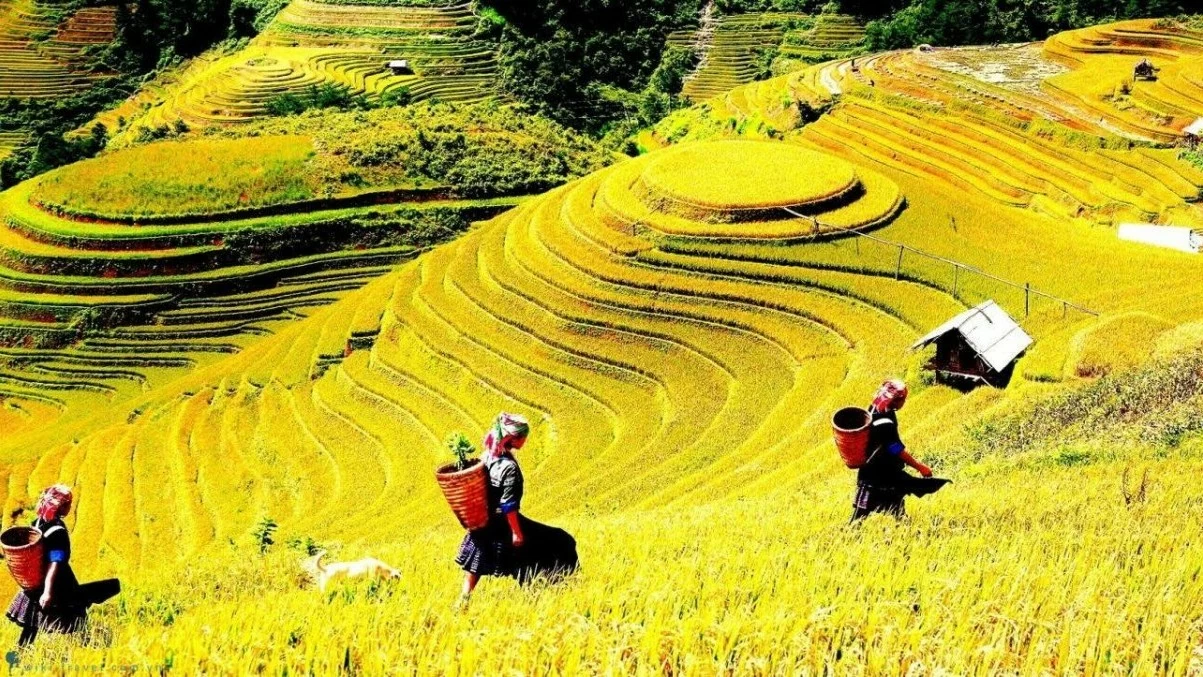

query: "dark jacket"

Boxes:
[857, 408, 909, 490]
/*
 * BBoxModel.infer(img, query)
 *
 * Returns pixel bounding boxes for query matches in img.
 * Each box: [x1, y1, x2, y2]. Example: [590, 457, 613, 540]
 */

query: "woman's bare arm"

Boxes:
[506, 511, 525, 547]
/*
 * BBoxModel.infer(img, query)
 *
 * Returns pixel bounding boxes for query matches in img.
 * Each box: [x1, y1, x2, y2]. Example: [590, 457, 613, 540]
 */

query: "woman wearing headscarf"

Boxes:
[6, 486, 120, 648]
[455, 413, 578, 605]
[852, 380, 948, 521]
[7, 485, 84, 647]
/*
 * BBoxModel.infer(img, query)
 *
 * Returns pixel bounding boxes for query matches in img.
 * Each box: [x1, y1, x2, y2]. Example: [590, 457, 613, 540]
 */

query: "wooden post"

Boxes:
[1062, 301, 1067, 318]
[953, 264, 959, 295]
[855, 236, 860, 256]
[1025, 283, 1031, 317]
[895, 245, 904, 280]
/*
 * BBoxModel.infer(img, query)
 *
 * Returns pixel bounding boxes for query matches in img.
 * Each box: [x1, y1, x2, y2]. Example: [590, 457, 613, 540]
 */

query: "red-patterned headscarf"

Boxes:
[482, 413, 530, 464]
[871, 379, 909, 412]
[35, 484, 73, 522]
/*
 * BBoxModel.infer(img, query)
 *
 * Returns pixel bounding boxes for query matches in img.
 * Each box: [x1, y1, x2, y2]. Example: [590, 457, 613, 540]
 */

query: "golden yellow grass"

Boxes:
[640, 140, 857, 210]
[1, 141, 1202, 672]
[1068, 312, 1173, 378]
[7, 450, 1202, 674]
[8, 22, 1203, 672]
[34, 136, 319, 217]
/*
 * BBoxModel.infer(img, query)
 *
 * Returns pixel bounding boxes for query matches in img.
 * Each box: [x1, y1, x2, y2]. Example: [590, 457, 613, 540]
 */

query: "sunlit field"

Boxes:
[2, 9, 1203, 674]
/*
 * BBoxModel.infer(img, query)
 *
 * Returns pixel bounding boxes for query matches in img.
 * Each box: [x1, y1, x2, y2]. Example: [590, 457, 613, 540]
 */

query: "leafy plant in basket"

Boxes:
[446, 432, 477, 471]
[435, 432, 490, 531]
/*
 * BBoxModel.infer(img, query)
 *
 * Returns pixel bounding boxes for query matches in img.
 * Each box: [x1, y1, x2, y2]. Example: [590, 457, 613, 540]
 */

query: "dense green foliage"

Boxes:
[860, 0, 1190, 50]
[242, 102, 613, 198]
[38, 102, 612, 218]
[113, 0, 288, 72]
[0, 80, 134, 188]
[229, 0, 292, 36]
[483, 0, 704, 134]
[265, 84, 413, 117]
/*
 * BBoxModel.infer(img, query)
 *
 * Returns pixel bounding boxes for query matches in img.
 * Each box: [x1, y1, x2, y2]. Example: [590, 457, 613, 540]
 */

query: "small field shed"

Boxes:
[912, 300, 1032, 388]
[1184, 117, 1203, 148]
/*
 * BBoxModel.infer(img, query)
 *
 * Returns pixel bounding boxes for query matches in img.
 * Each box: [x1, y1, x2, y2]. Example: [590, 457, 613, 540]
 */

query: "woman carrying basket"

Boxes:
[6, 485, 119, 648]
[7, 485, 85, 647]
[852, 380, 948, 521]
[455, 413, 578, 606]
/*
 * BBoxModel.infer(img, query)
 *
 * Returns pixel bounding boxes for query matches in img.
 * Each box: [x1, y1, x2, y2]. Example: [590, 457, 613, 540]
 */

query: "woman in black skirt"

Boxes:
[456, 413, 578, 605]
[851, 380, 948, 521]
[7, 485, 85, 647]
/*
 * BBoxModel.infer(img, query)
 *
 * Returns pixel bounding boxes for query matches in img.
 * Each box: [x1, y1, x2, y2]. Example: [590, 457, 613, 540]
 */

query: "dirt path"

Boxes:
[681, 1, 717, 89]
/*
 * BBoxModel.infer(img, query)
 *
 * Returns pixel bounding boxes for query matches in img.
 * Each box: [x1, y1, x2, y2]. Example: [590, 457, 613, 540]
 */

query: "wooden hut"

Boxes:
[911, 301, 1032, 388]
[1184, 117, 1203, 148]
[1134, 58, 1157, 81]
[387, 59, 412, 75]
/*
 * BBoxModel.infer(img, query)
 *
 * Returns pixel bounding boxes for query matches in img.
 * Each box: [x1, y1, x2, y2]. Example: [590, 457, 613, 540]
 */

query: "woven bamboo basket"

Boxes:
[435, 460, 490, 531]
[832, 407, 871, 468]
[0, 526, 44, 591]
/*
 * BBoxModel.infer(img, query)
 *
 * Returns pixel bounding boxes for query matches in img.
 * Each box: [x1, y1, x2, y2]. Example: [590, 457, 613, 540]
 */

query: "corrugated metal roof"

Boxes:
[1185, 117, 1203, 136]
[912, 300, 1033, 373]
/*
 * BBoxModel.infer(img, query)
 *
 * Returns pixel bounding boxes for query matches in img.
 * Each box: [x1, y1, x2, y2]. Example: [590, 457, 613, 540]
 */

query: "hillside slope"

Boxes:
[668, 9, 865, 102]
[0, 103, 610, 428]
[92, 0, 501, 146]
[0, 0, 115, 99]
[655, 18, 1203, 228]
[3, 17, 1203, 674]
[1, 125, 1202, 669]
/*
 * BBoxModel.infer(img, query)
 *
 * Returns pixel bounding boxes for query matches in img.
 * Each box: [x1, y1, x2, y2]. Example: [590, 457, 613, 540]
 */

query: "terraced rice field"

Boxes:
[778, 12, 865, 65]
[99, 0, 499, 143]
[4, 17, 1203, 674]
[0, 155, 519, 422]
[0, 100, 611, 423]
[1, 130, 1202, 669]
[669, 11, 864, 102]
[656, 22, 1203, 228]
[1044, 19, 1203, 142]
[0, 131, 23, 161]
[0, 0, 114, 99]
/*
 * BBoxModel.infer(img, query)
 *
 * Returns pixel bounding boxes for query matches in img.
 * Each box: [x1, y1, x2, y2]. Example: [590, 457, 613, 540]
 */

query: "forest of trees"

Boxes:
[855, 0, 1193, 49]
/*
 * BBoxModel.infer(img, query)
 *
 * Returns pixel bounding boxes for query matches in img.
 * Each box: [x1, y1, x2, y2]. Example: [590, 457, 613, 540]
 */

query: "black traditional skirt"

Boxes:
[852, 476, 951, 520]
[6, 577, 118, 633]
[6, 589, 86, 634]
[456, 514, 579, 582]
[853, 484, 906, 518]
[456, 515, 517, 577]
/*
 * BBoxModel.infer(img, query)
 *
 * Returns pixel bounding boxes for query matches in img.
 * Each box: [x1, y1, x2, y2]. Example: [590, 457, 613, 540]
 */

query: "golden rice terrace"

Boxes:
[0, 10, 1201, 674]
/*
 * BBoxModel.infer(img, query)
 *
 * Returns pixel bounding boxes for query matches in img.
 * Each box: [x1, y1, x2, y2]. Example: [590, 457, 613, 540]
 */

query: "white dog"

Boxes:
[303, 550, 401, 593]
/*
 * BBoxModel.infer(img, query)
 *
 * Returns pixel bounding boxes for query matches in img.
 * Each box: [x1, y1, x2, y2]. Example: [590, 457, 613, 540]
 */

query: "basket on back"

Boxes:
[832, 407, 871, 468]
[0, 526, 44, 590]
[435, 460, 490, 531]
